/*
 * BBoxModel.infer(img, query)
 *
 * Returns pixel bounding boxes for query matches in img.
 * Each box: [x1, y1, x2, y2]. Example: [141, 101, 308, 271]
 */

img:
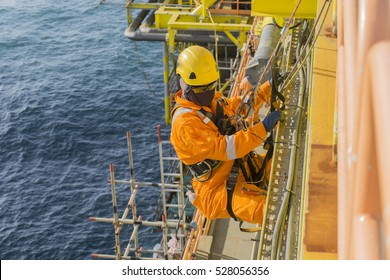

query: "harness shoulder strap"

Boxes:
[197, 109, 216, 125]
[198, 100, 232, 135]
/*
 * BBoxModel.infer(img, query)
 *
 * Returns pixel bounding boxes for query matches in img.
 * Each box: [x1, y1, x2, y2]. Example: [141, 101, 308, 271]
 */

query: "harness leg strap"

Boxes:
[225, 160, 240, 221]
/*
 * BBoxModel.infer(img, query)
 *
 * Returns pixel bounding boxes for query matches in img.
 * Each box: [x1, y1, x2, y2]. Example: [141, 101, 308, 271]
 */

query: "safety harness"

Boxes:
[172, 89, 281, 232]
[194, 99, 271, 232]
[225, 160, 240, 221]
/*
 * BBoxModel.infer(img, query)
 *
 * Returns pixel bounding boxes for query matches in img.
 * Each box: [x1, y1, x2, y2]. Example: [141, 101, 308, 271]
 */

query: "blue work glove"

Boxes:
[262, 110, 281, 132]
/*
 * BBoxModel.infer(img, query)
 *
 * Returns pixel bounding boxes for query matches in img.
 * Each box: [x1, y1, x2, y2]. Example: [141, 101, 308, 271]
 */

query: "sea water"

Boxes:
[0, 0, 168, 259]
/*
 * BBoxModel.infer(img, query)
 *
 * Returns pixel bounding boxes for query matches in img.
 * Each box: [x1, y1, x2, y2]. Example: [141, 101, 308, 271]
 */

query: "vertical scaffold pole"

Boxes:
[158, 125, 169, 259]
[127, 132, 137, 215]
[126, 131, 139, 253]
[163, 42, 171, 124]
[109, 163, 122, 260]
[127, 131, 135, 193]
[178, 153, 186, 250]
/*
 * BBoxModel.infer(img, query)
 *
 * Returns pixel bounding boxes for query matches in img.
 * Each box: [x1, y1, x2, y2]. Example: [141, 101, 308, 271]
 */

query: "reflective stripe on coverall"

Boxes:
[170, 81, 272, 224]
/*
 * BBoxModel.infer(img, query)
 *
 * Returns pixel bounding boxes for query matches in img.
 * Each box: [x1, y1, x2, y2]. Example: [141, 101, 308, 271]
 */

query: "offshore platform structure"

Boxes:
[124, 0, 258, 125]
[90, 0, 390, 260]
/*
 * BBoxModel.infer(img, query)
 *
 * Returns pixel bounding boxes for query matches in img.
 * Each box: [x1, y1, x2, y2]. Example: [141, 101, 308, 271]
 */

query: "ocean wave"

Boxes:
[0, 0, 166, 259]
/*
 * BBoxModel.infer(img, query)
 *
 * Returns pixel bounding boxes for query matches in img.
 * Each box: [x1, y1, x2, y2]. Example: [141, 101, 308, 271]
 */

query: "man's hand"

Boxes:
[262, 110, 282, 132]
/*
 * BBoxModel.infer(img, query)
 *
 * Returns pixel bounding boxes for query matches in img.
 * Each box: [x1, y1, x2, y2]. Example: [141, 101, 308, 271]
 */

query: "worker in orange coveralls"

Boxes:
[170, 45, 281, 225]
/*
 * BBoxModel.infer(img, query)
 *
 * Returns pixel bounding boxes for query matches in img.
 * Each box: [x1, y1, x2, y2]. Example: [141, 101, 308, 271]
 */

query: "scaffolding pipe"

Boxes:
[127, 131, 135, 192]
[91, 125, 194, 260]
[109, 163, 122, 260]
[90, 216, 188, 227]
[91, 253, 157, 260]
[126, 130, 138, 252]
[158, 125, 169, 259]
[113, 179, 180, 188]
[124, 221, 141, 257]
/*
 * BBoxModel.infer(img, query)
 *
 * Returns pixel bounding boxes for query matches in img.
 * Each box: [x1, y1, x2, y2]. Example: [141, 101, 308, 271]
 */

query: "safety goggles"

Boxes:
[189, 80, 218, 94]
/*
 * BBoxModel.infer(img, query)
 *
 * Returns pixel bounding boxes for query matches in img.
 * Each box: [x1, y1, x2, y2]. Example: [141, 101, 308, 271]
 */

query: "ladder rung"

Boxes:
[164, 189, 182, 193]
[166, 204, 184, 208]
[162, 183, 181, 188]
[162, 157, 179, 160]
[164, 173, 181, 176]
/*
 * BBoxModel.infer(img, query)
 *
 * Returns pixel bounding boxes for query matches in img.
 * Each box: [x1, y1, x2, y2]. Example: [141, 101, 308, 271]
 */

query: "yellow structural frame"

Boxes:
[163, 13, 252, 52]
[125, 0, 256, 124]
[125, 1, 253, 49]
[251, 0, 318, 19]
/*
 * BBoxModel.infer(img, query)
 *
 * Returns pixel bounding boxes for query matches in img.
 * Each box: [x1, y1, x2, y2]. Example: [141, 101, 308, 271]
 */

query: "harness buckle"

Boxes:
[187, 159, 221, 182]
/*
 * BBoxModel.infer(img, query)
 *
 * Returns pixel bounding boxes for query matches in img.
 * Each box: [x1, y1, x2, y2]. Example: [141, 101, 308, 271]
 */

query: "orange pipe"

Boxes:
[350, 62, 381, 258]
[336, 0, 349, 259]
[337, 45, 349, 260]
[343, 0, 358, 147]
[352, 215, 381, 259]
[341, 1, 358, 258]
[338, 0, 390, 259]
[338, 0, 358, 259]
[337, 0, 343, 47]
[370, 42, 390, 259]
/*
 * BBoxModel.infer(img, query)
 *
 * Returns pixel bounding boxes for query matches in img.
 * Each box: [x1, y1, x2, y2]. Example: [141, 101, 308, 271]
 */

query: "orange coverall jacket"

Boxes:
[170, 81, 272, 224]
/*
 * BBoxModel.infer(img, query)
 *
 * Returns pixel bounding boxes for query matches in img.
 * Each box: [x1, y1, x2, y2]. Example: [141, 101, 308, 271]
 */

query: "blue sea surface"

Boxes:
[0, 0, 169, 259]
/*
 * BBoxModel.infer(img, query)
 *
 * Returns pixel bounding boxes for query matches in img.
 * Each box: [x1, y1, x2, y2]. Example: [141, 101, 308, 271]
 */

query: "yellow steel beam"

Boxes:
[127, 1, 254, 53]
[168, 21, 252, 32]
[167, 26, 177, 53]
[167, 18, 252, 32]
[251, 0, 318, 18]
[162, 11, 251, 51]
[127, 3, 193, 10]
[127, 3, 161, 10]
[156, 9, 250, 28]
[166, 19, 251, 50]
[224, 31, 239, 47]
[163, 42, 172, 124]
[191, 0, 217, 17]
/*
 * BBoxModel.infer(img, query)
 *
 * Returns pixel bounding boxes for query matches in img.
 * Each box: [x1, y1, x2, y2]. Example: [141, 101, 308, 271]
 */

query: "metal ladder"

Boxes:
[157, 125, 188, 259]
[89, 128, 191, 260]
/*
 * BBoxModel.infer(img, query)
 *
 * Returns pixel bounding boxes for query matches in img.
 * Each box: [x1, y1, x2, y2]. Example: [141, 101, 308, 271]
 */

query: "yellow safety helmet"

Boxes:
[176, 45, 220, 86]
